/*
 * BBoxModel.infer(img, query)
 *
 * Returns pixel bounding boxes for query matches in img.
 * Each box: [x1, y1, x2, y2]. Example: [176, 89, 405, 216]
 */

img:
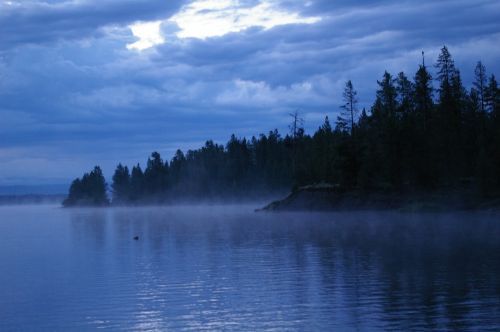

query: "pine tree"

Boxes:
[144, 152, 169, 196]
[486, 75, 500, 115]
[112, 163, 130, 204]
[312, 116, 334, 183]
[289, 111, 304, 177]
[414, 65, 433, 131]
[129, 164, 144, 201]
[375, 71, 398, 117]
[169, 149, 186, 186]
[63, 166, 109, 206]
[451, 69, 467, 115]
[473, 61, 487, 113]
[396, 72, 414, 114]
[435, 45, 456, 88]
[435, 46, 458, 115]
[337, 80, 358, 135]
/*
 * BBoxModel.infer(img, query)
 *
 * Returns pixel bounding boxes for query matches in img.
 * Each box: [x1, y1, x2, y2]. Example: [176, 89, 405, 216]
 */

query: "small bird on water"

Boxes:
[133, 236, 139, 240]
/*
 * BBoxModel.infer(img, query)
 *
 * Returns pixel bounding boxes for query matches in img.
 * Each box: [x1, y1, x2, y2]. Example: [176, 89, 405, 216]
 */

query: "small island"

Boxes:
[63, 46, 500, 210]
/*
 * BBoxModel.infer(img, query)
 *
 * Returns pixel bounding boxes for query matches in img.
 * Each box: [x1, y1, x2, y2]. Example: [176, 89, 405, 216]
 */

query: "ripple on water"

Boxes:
[0, 206, 499, 331]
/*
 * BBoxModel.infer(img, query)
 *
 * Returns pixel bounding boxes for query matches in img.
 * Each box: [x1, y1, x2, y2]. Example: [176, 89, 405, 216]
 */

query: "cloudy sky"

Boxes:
[1, 0, 499, 186]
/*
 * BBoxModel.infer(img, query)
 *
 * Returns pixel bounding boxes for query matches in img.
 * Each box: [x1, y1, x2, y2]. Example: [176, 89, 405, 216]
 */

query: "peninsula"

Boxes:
[63, 46, 500, 210]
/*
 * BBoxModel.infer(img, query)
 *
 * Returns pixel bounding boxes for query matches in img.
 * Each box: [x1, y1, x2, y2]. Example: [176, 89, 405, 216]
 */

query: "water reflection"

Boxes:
[1, 205, 499, 330]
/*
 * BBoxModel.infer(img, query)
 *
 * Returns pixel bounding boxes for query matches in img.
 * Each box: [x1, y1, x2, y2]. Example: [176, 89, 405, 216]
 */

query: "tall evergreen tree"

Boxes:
[226, 135, 251, 190]
[112, 163, 130, 204]
[486, 75, 500, 115]
[312, 116, 334, 183]
[375, 71, 398, 117]
[435, 46, 459, 122]
[169, 149, 186, 187]
[451, 69, 468, 115]
[414, 65, 433, 132]
[144, 152, 169, 196]
[373, 71, 401, 188]
[473, 61, 487, 113]
[435, 45, 456, 90]
[289, 111, 304, 177]
[434, 47, 463, 185]
[129, 164, 144, 201]
[396, 72, 414, 114]
[337, 80, 358, 135]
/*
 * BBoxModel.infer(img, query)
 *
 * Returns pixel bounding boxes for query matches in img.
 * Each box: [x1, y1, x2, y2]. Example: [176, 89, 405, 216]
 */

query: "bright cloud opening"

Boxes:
[127, 20, 164, 51]
[170, 0, 321, 39]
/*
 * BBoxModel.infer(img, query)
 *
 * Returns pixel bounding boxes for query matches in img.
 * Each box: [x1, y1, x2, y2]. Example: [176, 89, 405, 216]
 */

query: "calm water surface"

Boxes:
[0, 204, 499, 331]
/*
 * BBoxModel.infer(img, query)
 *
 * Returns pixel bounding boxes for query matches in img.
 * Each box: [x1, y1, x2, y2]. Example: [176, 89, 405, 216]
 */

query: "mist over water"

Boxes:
[0, 205, 499, 331]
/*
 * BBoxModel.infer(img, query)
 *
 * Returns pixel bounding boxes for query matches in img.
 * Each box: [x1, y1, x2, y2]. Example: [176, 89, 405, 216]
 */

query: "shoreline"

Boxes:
[257, 185, 500, 213]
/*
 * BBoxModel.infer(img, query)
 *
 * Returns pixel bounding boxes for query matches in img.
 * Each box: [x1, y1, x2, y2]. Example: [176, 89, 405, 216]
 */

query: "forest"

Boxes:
[63, 46, 500, 207]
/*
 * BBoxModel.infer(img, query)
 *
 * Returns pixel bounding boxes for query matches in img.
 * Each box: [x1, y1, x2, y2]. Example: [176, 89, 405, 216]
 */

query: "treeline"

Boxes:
[64, 46, 500, 206]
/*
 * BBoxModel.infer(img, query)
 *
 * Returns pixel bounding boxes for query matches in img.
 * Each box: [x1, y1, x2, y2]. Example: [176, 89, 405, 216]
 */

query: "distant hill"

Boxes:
[0, 194, 66, 205]
[0, 184, 69, 195]
[0, 184, 68, 205]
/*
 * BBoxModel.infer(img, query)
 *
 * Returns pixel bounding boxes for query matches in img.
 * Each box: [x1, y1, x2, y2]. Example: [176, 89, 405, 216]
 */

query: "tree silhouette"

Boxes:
[65, 46, 500, 207]
[63, 166, 109, 206]
[474, 61, 487, 113]
[337, 80, 358, 135]
[111, 163, 130, 204]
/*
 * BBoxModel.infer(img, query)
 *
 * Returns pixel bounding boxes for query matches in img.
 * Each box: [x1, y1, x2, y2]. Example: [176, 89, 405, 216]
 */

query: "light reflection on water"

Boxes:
[0, 205, 499, 331]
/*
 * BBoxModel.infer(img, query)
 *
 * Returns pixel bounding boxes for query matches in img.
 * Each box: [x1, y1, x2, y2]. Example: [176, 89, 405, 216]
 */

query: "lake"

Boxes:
[0, 204, 499, 331]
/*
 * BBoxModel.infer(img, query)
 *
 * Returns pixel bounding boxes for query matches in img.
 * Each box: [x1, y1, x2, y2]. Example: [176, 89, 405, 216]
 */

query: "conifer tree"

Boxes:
[63, 166, 109, 206]
[129, 164, 144, 201]
[486, 75, 500, 115]
[112, 163, 130, 204]
[337, 80, 358, 135]
[414, 65, 433, 131]
[375, 71, 398, 117]
[396, 72, 414, 114]
[473, 61, 487, 113]
[435, 45, 456, 90]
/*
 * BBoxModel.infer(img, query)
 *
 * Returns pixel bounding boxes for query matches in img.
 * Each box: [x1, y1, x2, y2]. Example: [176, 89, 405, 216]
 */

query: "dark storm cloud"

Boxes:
[155, 1, 499, 68]
[154, 0, 500, 72]
[0, 0, 185, 49]
[1, 0, 500, 185]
